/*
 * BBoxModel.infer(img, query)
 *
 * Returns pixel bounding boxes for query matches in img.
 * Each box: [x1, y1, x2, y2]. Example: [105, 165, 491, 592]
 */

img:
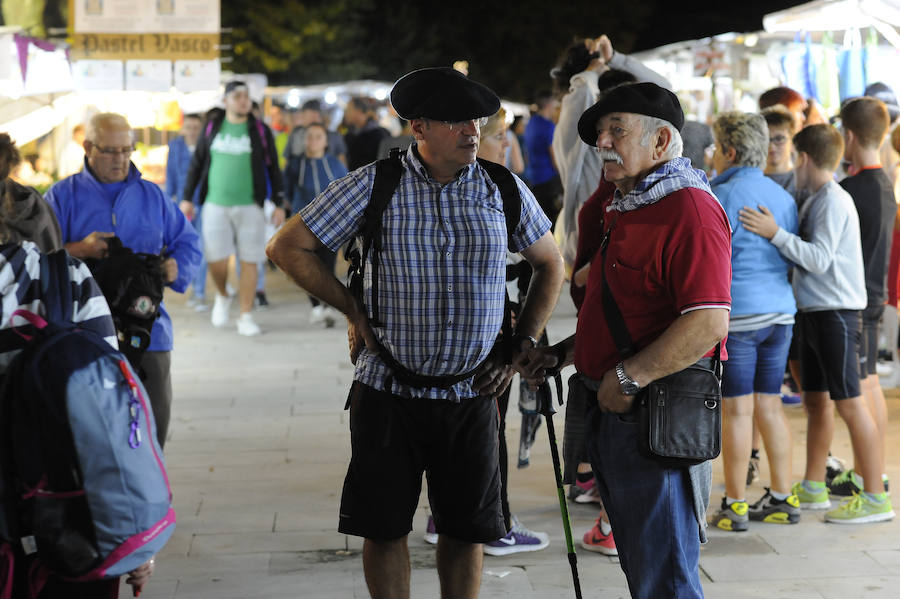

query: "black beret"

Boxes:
[390, 67, 500, 122]
[577, 82, 685, 145]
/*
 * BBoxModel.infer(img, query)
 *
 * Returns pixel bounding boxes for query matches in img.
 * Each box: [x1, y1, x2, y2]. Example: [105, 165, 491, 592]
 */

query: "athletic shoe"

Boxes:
[310, 305, 325, 325]
[236, 312, 261, 336]
[825, 492, 895, 524]
[483, 516, 549, 556]
[211, 294, 231, 327]
[825, 454, 846, 487]
[568, 476, 595, 501]
[829, 469, 863, 497]
[791, 481, 831, 510]
[884, 475, 891, 495]
[424, 515, 438, 545]
[194, 302, 209, 313]
[226, 282, 237, 297]
[323, 306, 337, 328]
[746, 454, 761, 486]
[748, 489, 801, 524]
[780, 392, 802, 405]
[710, 498, 749, 532]
[580, 517, 617, 555]
[574, 483, 603, 505]
[255, 291, 269, 309]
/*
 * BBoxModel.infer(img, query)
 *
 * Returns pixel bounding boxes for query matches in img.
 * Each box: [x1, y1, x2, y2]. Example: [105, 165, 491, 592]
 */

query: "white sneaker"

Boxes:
[323, 306, 338, 328]
[310, 305, 325, 324]
[226, 282, 237, 297]
[236, 312, 261, 336]
[194, 302, 209, 313]
[211, 294, 232, 328]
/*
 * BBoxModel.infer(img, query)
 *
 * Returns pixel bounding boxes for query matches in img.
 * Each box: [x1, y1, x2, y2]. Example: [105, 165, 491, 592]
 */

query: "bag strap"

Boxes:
[476, 157, 521, 247]
[597, 214, 722, 373]
[38, 250, 72, 324]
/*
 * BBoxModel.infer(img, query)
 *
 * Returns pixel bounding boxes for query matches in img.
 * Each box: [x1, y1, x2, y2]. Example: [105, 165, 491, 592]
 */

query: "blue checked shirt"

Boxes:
[300, 145, 551, 400]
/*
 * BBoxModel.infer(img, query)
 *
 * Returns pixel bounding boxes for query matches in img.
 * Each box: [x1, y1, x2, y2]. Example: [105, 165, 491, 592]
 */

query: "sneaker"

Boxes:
[310, 305, 325, 324]
[829, 469, 863, 497]
[825, 492, 895, 524]
[236, 312, 261, 336]
[323, 307, 337, 328]
[424, 515, 438, 545]
[568, 476, 594, 501]
[194, 302, 209, 313]
[574, 482, 603, 505]
[825, 454, 846, 487]
[226, 282, 237, 297]
[791, 481, 831, 510]
[748, 489, 801, 524]
[780, 392, 802, 405]
[483, 516, 549, 556]
[255, 291, 269, 309]
[211, 294, 231, 328]
[580, 517, 617, 555]
[710, 498, 750, 532]
[746, 455, 761, 486]
[884, 475, 891, 495]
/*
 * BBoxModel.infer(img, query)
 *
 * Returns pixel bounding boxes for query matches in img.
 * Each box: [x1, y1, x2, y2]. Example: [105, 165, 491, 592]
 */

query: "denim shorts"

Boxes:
[721, 324, 793, 397]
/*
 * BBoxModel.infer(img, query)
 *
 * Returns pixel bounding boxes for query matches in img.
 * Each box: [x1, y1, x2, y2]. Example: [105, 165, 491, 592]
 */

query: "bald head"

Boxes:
[84, 113, 134, 183]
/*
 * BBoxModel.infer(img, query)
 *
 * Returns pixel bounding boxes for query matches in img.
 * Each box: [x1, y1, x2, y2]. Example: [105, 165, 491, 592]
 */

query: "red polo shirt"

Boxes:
[573, 183, 732, 380]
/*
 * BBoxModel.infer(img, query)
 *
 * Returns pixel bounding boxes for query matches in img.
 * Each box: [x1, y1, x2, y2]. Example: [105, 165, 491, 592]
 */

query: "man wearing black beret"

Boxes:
[522, 82, 732, 599]
[267, 67, 564, 598]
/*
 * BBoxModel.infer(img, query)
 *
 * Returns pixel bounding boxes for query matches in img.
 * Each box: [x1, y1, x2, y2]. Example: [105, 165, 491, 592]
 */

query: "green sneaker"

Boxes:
[828, 469, 863, 497]
[791, 481, 830, 510]
[710, 498, 749, 532]
[825, 493, 895, 524]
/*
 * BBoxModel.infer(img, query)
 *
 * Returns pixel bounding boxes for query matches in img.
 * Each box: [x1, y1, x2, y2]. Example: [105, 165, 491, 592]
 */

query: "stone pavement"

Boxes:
[130, 269, 900, 598]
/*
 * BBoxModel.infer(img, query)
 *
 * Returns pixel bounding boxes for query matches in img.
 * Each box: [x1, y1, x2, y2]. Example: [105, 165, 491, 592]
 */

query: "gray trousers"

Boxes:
[141, 350, 172, 449]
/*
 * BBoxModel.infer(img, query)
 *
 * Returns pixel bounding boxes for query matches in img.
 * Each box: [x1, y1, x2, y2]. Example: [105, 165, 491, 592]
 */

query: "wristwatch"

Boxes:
[615, 362, 641, 395]
[513, 333, 538, 350]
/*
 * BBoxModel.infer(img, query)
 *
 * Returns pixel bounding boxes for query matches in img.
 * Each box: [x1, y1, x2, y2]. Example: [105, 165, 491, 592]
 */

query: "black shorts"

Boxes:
[858, 304, 884, 377]
[798, 310, 862, 400]
[788, 320, 802, 362]
[338, 382, 505, 543]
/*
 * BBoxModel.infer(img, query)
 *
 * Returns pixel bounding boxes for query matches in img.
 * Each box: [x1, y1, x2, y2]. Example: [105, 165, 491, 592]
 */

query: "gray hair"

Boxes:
[712, 111, 768, 170]
[637, 115, 683, 160]
[85, 113, 132, 143]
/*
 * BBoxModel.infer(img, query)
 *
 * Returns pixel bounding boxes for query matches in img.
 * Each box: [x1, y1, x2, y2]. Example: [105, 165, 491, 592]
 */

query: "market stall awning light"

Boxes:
[764, 0, 900, 32]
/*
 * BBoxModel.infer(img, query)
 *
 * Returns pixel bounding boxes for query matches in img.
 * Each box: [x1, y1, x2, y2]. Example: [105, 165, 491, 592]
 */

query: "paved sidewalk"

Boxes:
[132, 270, 900, 598]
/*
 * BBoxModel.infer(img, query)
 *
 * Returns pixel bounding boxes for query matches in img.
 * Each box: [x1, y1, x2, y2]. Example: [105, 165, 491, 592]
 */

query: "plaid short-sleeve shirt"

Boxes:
[300, 145, 551, 400]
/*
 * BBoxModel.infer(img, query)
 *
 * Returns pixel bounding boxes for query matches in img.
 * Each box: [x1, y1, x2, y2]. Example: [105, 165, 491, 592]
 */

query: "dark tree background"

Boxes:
[224, 0, 809, 102]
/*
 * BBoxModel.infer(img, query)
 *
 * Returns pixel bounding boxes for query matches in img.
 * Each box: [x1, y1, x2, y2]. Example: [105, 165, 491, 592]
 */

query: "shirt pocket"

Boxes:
[606, 256, 649, 306]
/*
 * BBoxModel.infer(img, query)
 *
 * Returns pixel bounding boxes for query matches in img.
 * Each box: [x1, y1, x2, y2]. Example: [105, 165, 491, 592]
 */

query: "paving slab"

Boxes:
[120, 271, 900, 598]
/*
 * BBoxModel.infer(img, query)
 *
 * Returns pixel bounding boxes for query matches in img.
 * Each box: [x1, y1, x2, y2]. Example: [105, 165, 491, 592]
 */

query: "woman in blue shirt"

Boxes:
[708, 111, 800, 533]
[286, 123, 347, 326]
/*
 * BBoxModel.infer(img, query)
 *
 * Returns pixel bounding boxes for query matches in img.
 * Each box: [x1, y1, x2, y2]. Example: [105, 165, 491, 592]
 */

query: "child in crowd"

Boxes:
[740, 124, 893, 524]
[829, 97, 896, 497]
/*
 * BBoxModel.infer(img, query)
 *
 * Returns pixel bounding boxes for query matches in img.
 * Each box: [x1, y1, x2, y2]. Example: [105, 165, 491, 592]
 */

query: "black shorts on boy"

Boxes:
[798, 310, 862, 399]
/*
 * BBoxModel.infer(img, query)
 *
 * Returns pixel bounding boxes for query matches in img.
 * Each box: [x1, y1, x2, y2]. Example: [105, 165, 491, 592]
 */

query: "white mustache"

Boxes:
[597, 149, 623, 164]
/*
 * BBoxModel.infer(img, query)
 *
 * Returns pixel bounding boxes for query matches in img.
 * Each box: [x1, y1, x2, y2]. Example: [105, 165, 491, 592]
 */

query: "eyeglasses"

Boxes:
[432, 117, 488, 131]
[91, 144, 135, 156]
[769, 135, 788, 147]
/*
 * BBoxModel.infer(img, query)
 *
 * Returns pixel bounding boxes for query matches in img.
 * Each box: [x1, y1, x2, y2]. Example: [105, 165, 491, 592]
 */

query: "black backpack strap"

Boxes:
[39, 250, 73, 324]
[476, 158, 521, 248]
[361, 147, 404, 327]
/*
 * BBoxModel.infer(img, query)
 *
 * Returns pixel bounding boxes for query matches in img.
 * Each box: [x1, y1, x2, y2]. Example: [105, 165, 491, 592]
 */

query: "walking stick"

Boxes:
[537, 372, 583, 599]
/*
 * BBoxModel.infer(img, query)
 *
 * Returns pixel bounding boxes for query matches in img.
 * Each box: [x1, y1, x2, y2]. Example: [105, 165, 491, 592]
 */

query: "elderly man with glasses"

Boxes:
[267, 67, 564, 599]
[45, 111, 201, 451]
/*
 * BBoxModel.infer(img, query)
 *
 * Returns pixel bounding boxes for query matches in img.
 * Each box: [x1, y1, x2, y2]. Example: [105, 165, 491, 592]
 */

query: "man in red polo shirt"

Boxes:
[522, 82, 731, 599]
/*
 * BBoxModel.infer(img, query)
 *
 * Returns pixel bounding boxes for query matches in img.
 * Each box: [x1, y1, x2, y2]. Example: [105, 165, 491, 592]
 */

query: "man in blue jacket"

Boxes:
[45, 112, 201, 449]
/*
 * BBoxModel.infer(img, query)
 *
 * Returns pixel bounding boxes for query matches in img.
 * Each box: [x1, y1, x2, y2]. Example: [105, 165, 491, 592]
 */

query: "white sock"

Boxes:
[599, 519, 612, 535]
[770, 490, 789, 501]
[725, 496, 745, 505]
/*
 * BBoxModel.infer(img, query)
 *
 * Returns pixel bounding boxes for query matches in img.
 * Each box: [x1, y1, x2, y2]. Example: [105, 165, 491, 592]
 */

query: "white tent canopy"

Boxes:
[764, 0, 900, 47]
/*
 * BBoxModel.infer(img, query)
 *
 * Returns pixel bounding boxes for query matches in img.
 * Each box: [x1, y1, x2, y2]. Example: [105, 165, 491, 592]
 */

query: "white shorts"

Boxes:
[202, 203, 267, 263]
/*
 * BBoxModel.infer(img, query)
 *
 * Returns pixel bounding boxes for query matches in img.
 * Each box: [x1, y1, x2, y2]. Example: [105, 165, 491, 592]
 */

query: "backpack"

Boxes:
[84, 236, 165, 373]
[344, 148, 522, 390]
[0, 250, 175, 593]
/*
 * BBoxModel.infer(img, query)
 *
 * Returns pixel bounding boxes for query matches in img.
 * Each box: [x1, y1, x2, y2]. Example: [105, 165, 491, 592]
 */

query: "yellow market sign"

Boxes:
[70, 33, 219, 61]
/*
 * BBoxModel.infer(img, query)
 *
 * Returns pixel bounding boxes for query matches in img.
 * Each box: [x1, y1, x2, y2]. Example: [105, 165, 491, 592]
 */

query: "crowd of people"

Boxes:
[4, 29, 900, 599]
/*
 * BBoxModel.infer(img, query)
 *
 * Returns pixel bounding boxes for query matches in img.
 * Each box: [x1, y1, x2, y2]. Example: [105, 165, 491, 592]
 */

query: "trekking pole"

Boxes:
[537, 373, 582, 599]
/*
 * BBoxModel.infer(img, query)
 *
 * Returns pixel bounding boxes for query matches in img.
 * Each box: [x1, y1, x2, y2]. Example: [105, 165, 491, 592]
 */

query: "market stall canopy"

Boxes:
[764, 0, 900, 48]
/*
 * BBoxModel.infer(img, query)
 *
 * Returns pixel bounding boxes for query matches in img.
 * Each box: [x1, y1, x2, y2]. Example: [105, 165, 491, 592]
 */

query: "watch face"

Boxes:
[622, 380, 641, 395]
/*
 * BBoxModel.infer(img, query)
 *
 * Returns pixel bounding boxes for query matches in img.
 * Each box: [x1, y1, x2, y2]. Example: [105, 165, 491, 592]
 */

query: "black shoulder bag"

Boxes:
[598, 216, 722, 467]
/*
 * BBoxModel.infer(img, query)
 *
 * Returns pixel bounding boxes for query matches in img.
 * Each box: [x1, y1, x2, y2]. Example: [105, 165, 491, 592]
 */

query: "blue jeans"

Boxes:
[721, 324, 792, 396]
[191, 206, 208, 300]
[588, 409, 704, 599]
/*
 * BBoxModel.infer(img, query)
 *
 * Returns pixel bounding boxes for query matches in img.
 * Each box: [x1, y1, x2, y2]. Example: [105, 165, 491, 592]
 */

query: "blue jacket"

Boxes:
[45, 164, 202, 351]
[285, 154, 348, 213]
[712, 166, 798, 317]
[165, 136, 198, 203]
